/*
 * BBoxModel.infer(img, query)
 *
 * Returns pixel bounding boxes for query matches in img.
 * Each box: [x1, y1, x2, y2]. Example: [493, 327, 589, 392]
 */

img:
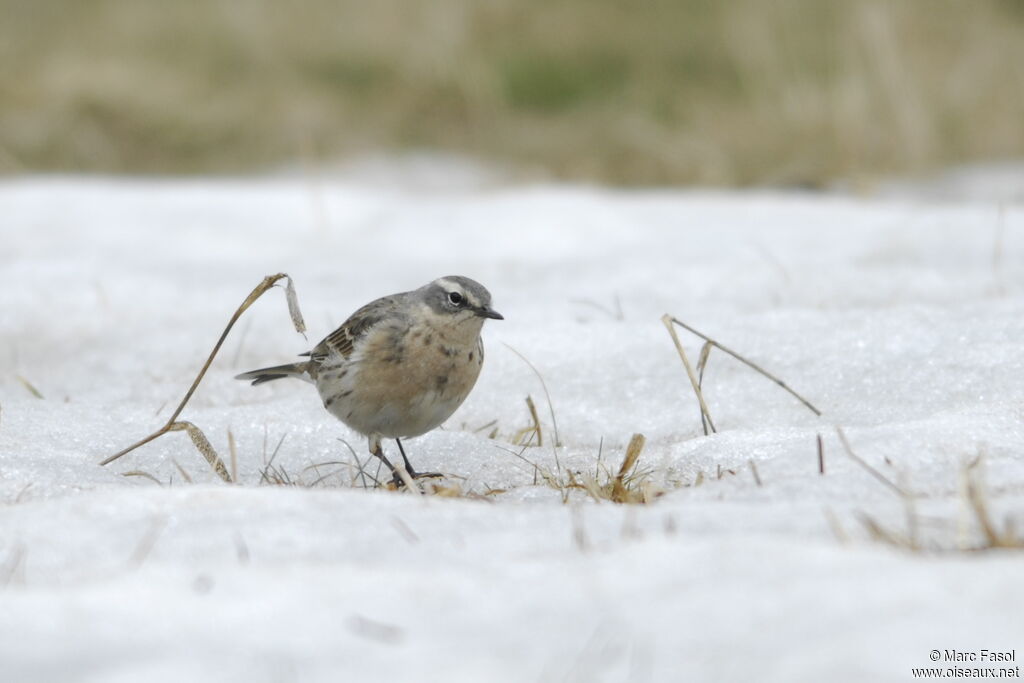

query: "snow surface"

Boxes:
[1, 172, 1023, 682]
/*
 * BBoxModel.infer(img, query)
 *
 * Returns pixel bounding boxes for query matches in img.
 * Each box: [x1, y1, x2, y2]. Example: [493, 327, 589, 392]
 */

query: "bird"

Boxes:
[236, 276, 503, 487]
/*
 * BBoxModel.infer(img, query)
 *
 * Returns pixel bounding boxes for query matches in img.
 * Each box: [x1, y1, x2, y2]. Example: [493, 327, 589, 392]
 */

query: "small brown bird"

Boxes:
[237, 276, 502, 486]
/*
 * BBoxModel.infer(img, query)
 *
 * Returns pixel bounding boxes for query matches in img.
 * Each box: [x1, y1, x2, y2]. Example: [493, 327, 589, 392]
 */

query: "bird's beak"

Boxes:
[477, 306, 504, 320]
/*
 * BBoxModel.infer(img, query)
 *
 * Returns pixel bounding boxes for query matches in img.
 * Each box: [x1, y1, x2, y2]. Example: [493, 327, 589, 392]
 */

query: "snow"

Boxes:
[1, 170, 1023, 682]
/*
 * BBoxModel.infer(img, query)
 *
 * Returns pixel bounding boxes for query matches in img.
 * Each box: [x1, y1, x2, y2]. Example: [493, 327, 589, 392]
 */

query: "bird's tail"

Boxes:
[235, 362, 313, 386]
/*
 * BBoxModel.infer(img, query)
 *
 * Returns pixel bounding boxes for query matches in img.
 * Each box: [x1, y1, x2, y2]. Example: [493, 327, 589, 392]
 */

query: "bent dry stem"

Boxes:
[100, 273, 306, 481]
[661, 314, 822, 435]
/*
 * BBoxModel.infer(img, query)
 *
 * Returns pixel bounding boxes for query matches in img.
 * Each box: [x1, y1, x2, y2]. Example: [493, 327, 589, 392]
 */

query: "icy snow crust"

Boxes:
[1, 177, 1023, 682]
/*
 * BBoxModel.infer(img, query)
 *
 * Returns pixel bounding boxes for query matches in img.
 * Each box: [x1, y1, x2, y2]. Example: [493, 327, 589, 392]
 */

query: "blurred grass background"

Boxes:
[1, 0, 1022, 186]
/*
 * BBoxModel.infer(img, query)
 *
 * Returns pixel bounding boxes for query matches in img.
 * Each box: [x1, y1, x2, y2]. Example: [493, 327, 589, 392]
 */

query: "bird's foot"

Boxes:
[389, 469, 444, 489]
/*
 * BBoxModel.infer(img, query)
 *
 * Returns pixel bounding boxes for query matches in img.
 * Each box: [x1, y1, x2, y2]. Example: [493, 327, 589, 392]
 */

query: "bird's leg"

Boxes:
[394, 438, 443, 482]
[368, 435, 399, 480]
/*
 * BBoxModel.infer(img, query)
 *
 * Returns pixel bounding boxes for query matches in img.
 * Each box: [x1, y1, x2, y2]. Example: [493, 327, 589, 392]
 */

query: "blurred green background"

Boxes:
[2, 0, 1023, 186]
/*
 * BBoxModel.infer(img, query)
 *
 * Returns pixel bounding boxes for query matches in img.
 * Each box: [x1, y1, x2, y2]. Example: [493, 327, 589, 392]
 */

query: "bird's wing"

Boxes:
[305, 294, 405, 362]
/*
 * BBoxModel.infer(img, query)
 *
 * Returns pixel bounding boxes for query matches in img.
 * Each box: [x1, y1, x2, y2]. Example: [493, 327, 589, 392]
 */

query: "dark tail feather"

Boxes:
[235, 362, 312, 386]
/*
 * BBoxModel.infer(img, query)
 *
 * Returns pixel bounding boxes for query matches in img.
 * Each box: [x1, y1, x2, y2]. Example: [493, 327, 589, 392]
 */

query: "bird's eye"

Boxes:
[448, 291, 464, 306]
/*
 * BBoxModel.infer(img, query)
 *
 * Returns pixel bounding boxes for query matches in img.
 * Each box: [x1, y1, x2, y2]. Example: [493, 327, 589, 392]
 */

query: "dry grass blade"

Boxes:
[570, 505, 589, 552]
[258, 432, 290, 485]
[853, 457, 1021, 553]
[101, 273, 304, 467]
[499, 433, 661, 505]
[510, 425, 537, 447]
[661, 315, 717, 434]
[966, 467, 1000, 547]
[617, 434, 646, 480]
[259, 465, 294, 486]
[171, 459, 194, 484]
[503, 343, 562, 448]
[506, 396, 542, 447]
[696, 341, 714, 434]
[574, 471, 604, 503]
[903, 488, 920, 551]
[525, 395, 543, 447]
[16, 375, 43, 399]
[283, 275, 307, 337]
[856, 512, 909, 548]
[14, 483, 33, 503]
[664, 315, 822, 418]
[497, 442, 543, 486]
[302, 460, 347, 487]
[965, 457, 1021, 549]
[472, 419, 498, 434]
[1, 542, 26, 588]
[122, 470, 163, 485]
[696, 341, 713, 385]
[748, 459, 762, 486]
[816, 433, 825, 474]
[234, 532, 250, 565]
[392, 465, 420, 493]
[611, 434, 646, 502]
[856, 501, 920, 552]
[823, 507, 848, 544]
[168, 421, 232, 483]
[497, 442, 569, 498]
[570, 295, 623, 321]
[347, 615, 405, 645]
[391, 517, 419, 544]
[338, 438, 378, 489]
[834, 427, 908, 498]
[228, 428, 238, 483]
[128, 517, 168, 568]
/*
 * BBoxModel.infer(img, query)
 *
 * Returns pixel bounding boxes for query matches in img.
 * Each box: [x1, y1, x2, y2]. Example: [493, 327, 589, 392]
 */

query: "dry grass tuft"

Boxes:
[962, 461, 1022, 550]
[101, 273, 305, 479]
[851, 454, 1022, 553]
[609, 434, 649, 503]
[830, 429, 1019, 553]
[510, 395, 544, 447]
[504, 433, 665, 505]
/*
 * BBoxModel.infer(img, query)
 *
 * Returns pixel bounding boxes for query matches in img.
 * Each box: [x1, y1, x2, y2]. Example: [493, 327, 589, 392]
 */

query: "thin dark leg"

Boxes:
[395, 438, 415, 473]
[394, 438, 442, 481]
